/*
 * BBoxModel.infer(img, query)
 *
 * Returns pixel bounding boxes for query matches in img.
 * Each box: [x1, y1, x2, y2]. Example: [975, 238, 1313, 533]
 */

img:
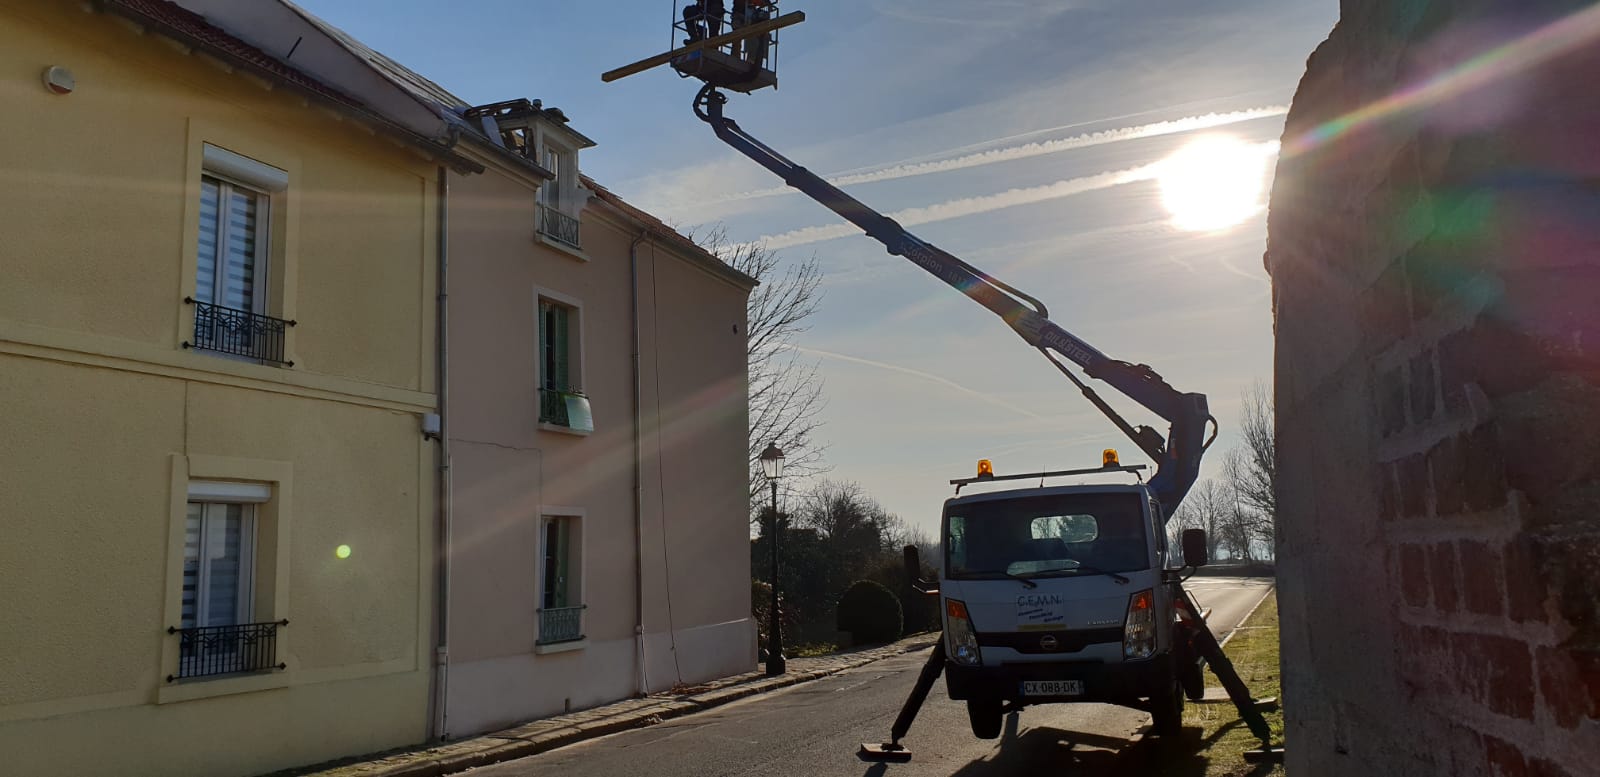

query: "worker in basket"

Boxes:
[730, 0, 774, 67]
[682, 0, 726, 43]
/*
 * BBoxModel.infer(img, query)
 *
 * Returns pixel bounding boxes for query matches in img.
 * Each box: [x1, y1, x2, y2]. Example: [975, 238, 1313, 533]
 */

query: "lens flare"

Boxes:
[335, 544, 352, 559]
[1155, 135, 1272, 232]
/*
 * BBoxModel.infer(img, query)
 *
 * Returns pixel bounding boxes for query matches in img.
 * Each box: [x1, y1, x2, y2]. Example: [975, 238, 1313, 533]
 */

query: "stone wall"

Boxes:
[1266, 2, 1600, 774]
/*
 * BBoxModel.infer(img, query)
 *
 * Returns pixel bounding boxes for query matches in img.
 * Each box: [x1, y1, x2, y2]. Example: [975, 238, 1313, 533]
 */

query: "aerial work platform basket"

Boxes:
[601, 1, 804, 93]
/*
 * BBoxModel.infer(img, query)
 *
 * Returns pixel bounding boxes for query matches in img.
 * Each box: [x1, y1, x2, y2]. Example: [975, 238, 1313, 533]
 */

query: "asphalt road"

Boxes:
[467, 577, 1274, 777]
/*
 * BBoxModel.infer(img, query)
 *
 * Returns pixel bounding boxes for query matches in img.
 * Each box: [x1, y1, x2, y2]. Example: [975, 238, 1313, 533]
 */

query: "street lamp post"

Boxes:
[759, 442, 786, 675]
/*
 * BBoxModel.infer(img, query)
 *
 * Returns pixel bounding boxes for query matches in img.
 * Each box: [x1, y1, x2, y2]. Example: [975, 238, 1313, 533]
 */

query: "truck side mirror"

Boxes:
[903, 545, 922, 587]
[1181, 529, 1208, 567]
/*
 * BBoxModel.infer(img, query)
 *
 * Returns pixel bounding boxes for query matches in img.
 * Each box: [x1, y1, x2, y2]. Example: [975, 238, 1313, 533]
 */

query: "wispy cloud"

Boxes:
[738, 164, 1160, 251]
[790, 345, 1048, 421]
[718, 106, 1287, 202]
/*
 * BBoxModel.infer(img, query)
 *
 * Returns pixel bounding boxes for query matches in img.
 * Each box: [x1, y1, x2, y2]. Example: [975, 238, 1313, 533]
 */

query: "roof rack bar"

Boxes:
[950, 464, 1149, 487]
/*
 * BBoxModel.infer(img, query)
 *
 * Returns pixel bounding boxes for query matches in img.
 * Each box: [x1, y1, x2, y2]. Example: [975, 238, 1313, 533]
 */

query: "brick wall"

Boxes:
[1266, 2, 1600, 774]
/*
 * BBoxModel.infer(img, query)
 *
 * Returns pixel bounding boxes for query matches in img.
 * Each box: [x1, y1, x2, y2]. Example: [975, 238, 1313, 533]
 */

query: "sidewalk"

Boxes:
[286, 633, 940, 777]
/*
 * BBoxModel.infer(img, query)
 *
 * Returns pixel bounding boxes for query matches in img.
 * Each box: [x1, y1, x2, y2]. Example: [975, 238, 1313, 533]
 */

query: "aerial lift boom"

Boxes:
[692, 85, 1216, 516]
[601, 13, 1274, 761]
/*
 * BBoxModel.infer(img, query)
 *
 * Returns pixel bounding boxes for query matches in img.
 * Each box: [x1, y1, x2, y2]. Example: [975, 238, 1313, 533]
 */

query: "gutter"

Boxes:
[93, 0, 484, 175]
[630, 231, 650, 696]
[430, 166, 454, 739]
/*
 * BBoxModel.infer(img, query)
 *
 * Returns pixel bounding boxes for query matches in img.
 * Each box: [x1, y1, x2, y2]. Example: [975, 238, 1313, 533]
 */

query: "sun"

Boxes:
[1156, 135, 1272, 232]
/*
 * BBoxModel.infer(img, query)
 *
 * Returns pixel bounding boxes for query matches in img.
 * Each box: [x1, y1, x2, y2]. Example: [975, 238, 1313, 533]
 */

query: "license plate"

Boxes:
[1021, 680, 1084, 697]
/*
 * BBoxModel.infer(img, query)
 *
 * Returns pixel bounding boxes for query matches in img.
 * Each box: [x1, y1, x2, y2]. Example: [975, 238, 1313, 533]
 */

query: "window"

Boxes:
[536, 143, 582, 249]
[183, 500, 256, 631]
[945, 493, 1150, 579]
[187, 145, 294, 365]
[541, 147, 563, 211]
[171, 481, 284, 682]
[538, 297, 591, 431]
[538, 514, 584, 645]
[196, 175, 267, 315]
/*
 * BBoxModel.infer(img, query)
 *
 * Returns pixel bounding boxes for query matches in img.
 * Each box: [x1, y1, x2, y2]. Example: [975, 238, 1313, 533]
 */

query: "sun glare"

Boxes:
[1156, 135, 1272, 232]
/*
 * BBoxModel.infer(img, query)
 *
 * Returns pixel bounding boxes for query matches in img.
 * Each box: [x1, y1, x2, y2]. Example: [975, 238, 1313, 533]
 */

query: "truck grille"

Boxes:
[977, 627, 1122, 654]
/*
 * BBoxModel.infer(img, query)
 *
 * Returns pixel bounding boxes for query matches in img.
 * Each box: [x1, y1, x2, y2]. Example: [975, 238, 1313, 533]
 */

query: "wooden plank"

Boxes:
[601, 11, 806, 83]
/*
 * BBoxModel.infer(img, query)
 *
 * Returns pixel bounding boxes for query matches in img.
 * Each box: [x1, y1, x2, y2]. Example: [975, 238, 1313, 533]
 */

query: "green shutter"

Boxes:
[552, 305, 570, 391]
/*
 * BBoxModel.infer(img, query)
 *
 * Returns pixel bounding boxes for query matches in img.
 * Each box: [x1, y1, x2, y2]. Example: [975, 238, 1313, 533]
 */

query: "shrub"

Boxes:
[864, 555, 940, 635]
[751, 579, 799, 646]
[835, 579, 904, 646]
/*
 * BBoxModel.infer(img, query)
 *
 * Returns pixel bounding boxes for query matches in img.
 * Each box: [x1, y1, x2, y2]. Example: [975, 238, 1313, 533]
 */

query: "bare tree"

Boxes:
[1223, 380, 1276, 548]
[689, 227, 829, 518]
[1173, 478, 1230, 561]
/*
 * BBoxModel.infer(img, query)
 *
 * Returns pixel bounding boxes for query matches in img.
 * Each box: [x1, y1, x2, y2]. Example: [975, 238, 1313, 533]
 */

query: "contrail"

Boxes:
[720, 106, 1288, 202]
[789, 345, 1048, 421]
[735, 138, 1281, 253]
[740, 163, 1161, 252]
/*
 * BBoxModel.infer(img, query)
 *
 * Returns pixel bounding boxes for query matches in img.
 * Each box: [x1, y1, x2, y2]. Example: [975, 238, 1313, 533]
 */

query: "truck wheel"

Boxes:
[1180, 662, 1206, 701]
[966, 700, 1003, 739]
[1150, 679, 1184, 737]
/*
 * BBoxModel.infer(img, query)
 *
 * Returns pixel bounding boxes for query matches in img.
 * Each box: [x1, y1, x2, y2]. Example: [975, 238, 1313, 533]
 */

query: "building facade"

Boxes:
[1267, 1, 1599, 774]
[231, 6, 761, 736]
[441, 118, 759, 731]
[0, 1, 462, 774]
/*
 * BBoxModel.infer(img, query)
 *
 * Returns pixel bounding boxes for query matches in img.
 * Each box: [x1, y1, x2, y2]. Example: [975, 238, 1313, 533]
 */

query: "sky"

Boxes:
[299, 0, 1340, 536]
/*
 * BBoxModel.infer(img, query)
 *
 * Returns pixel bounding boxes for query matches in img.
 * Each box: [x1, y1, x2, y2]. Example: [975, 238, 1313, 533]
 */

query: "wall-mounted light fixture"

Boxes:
[41, 66, 74, 95]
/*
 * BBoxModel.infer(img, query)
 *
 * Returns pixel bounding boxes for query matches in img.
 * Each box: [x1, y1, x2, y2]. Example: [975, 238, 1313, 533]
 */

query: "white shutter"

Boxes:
[188, 481, 272, 503]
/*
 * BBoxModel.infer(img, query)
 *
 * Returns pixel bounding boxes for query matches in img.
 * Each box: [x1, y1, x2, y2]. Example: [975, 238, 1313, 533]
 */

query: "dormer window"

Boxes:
[465, 99, 597, 254]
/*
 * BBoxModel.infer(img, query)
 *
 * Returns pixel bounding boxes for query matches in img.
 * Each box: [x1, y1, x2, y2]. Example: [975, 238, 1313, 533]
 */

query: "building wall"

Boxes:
[0, 2, 438, 774]
[444, 164, 754, 736]
[1266, 2, 1600, 775]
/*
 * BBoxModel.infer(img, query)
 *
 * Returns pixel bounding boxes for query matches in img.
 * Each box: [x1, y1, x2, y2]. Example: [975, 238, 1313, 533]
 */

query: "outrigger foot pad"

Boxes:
[1242, 746, 1286, 764]
[858, 742, 913, 762]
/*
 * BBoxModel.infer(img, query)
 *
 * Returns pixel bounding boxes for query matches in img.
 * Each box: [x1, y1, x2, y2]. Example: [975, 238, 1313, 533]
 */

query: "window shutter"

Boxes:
[221, 187, 261, 312]
[553, 305, 570, 391]
[196, 178, 222, 305]
[182, 503, 204, 630]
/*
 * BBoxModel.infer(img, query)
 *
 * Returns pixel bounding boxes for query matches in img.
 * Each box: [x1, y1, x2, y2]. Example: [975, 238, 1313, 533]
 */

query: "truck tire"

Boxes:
[1150, 679, 1185, 737]
[966, 700, 1003, 739]
[1180, 662, 1206, 701]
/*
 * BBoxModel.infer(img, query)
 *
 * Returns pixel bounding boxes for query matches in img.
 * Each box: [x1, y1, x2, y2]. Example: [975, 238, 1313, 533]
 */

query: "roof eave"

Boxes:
[96, 0, 485, 175]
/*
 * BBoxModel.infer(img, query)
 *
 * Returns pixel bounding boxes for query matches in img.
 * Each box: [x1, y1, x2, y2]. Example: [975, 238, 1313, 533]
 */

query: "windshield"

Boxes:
[945, 493, 1150, 579]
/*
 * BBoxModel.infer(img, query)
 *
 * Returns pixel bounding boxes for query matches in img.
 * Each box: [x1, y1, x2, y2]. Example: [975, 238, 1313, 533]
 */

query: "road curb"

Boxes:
[285, 635, 939, 777]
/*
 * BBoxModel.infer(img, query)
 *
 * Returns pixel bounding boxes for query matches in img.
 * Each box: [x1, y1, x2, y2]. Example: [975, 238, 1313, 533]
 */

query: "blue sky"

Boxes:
[301, 0, 1339, 534]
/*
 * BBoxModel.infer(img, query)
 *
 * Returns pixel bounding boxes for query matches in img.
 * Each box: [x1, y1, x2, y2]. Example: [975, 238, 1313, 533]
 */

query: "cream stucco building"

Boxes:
[0, 0, 469, 774]
[207, 3, 761, 738]
[1, 0, 760, 770]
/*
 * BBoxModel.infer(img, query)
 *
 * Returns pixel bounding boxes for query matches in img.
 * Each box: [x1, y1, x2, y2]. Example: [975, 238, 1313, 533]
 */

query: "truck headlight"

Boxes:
[1123, 589, 1156, 659]
[945, 599, 981, 666]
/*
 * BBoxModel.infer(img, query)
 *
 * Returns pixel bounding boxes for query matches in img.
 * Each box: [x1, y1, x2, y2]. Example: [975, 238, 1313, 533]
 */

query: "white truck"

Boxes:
[928, 457, 1212, 741]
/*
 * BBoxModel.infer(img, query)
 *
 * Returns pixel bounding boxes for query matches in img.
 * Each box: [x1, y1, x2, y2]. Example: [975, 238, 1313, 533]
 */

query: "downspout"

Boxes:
[630, 230, 651, 696]
[431, 165, 454, 740]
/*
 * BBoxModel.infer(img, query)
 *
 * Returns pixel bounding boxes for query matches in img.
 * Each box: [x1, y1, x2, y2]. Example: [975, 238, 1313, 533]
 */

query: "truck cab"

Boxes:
[934, 465, 1204, 739]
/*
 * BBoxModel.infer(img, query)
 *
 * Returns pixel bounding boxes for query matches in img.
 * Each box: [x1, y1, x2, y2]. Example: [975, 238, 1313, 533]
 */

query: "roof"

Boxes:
[99, 0, 483, 173]
[583, 175, 758, 290]
[105, 0, 361, 108]
[280, 0, 470, 117]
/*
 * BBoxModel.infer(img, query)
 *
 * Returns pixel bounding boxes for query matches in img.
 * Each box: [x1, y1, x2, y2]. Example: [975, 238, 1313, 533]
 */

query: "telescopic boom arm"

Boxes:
[694, 86, 1216, 514]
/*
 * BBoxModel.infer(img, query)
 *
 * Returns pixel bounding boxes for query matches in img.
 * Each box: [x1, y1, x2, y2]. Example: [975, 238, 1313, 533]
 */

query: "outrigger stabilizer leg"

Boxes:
[858, 640, 946, 762]
[1173, 588, 1285, 764]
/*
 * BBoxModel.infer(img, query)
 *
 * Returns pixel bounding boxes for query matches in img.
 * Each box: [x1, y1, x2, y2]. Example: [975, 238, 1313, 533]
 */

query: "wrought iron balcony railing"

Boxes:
[537, 605, 586, 645]
[167, 620, 288, 682]
[537, 204, 583, 250]
[184, 298, 296, 366]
